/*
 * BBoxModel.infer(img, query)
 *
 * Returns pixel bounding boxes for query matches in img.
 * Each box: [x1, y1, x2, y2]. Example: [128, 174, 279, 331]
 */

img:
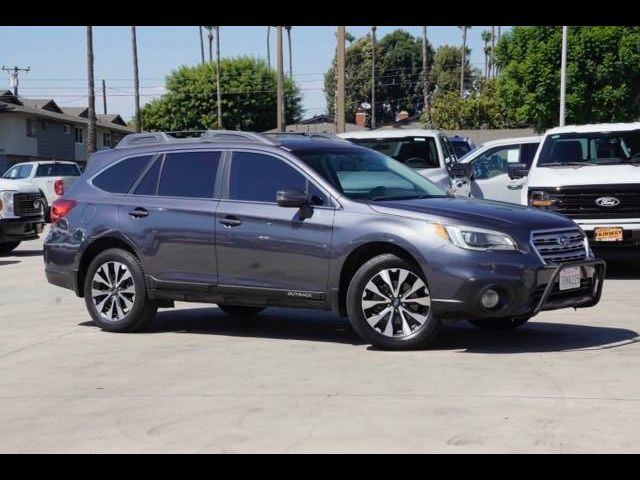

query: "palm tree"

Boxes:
[86, 26, 96, 155]
[266, 26, 271, 67]
[458, 26, 472, 98]
[215, 26, 222, 128]
[131, 26, 141, 133]
[371, 26, 376, 129]
[203, 26, 213, 62]
[198, 26, 205, 65]
[491, 26, 496, 78]
[422, 26, 430, 126]
[285, 26, 293, 78]
[481, 30, 492, 78]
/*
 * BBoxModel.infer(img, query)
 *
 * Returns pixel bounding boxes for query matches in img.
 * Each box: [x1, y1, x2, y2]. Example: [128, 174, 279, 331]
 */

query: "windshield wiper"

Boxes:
[370, 194, 439, 201]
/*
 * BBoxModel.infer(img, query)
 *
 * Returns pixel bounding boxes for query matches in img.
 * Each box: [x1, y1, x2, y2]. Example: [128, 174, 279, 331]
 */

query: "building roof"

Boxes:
[544, 122, 640, 135]
[0, 91, 134, 134]
[61, 107, 88, 117]
[97, 114, 127, 126]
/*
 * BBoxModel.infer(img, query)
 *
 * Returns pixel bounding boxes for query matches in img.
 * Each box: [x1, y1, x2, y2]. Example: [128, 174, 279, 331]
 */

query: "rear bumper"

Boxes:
[45, 266, 80, 295]
[431, 258, 606, 322]
[0, 216, 45, 243]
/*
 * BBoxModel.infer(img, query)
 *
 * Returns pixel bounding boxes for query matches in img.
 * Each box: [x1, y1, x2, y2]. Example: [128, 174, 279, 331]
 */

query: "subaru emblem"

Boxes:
[557, 235, 570, 247]
[595, 196, 620, 207]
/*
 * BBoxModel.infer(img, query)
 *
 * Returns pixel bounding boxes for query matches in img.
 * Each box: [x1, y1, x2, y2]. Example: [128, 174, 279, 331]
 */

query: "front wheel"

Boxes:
[468, 317, 531, 330]
[0, 242, 20, 255]
[84, 248, 157, 332]
[218, 305, 265, 316]
[346, 254, 441, 350]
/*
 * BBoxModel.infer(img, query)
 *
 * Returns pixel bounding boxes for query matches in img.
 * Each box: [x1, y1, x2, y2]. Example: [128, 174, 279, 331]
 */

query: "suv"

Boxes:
[509, 123, 640, 258]
[0, 174, 45, 255]
[44, 130, 605, 350]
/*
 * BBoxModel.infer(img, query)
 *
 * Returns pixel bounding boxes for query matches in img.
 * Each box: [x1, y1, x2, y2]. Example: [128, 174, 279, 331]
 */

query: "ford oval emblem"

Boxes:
[595, 196, 620, 207]
[557, 235, 570, 247]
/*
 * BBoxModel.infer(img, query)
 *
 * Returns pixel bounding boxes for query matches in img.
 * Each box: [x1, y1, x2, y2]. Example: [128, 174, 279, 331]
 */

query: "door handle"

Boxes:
[507, 183, 523, 190]
[219, 215, 242, 227]
[128, 207, 149, 218]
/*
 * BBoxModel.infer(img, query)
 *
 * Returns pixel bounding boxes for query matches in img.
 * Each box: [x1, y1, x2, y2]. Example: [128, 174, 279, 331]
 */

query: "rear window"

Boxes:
[92, 155, 153, 193]
[157, 151, 221, 198]
[348, 137, 440, 169]
[35, 163, 81, 177]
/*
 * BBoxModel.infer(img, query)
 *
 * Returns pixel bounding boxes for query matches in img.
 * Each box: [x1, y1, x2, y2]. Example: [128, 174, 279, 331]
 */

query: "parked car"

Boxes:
[451, 136, 542, 202]
[448, 135, 476, 158]
[338, 129, 458, 191]
[509, 123, 640, 258]
[2, 161, 81, 222]
[0, 176, 45, 255]
[44, 131, 605, 350]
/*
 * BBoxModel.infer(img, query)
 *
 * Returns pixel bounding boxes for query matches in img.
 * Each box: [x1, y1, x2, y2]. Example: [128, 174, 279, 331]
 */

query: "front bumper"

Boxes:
[0, 216, 45, 243]
[431, 258, 606, 322]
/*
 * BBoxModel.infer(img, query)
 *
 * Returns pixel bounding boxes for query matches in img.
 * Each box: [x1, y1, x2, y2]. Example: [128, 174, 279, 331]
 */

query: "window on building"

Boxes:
[40, 120, 46, 130]
[103, 132, 112, 148]
[92, 155, 153, 193]
[26, 119, 35, 137]
[157, 151, 221, 198]
[74, 127, 84, 144]
[63, 125, 71, 135]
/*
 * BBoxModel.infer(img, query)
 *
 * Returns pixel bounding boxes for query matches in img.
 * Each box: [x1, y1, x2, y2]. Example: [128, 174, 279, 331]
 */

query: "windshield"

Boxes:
[2, 164, 33, 179]
[451, 141, 471, 158]
[294, 147, 447, 201]
[538, 130, 640, 166]
[347, 136, 440, 170]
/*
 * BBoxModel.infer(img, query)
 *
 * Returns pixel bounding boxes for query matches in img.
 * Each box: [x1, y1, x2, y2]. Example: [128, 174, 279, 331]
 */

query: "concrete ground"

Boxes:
[1, 235, 639, 453]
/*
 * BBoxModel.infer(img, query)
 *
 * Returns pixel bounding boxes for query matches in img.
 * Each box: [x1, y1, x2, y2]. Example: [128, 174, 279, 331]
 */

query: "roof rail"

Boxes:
[263, 132, 350, 142]
[115, 129, 280, 150]
[200, 130, 280, 145]
[114, 132, 176, 149]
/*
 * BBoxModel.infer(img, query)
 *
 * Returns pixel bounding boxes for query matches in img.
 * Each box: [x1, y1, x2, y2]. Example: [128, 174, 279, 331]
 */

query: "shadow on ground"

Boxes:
[10, 249, 43, 258]
[0, 260, 20, 267]
[603, 258, 640, 280]
[79, 306, 639, 353]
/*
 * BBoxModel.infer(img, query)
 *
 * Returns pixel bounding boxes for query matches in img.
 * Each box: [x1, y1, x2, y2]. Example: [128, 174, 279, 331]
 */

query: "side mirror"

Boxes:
[508, 163, 529, 180]
[277, 189, 309, 208]
[449, 162, 473, 179]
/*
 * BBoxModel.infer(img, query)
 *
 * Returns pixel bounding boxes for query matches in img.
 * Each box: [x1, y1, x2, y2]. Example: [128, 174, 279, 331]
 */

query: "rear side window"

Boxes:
[133, 158, 162, 196]
[229, 152, 307, 203]
[157, 151, 221, 198]
[92, 155, 153, 193]
[36, 163, 81, 177]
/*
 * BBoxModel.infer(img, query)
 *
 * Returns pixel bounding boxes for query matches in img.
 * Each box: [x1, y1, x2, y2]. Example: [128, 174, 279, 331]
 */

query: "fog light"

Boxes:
[481, 289, 500, 309]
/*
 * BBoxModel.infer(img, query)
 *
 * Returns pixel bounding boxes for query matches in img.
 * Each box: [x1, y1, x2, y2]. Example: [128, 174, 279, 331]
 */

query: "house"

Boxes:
[0, 90, 134, 173]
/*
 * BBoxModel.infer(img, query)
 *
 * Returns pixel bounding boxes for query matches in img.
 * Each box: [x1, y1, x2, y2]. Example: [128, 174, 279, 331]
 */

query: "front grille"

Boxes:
[532, 228, 587, 264]
[13, 193, 44, 217]
[540, 184, 640, 219]
[534, 277, 594, 303]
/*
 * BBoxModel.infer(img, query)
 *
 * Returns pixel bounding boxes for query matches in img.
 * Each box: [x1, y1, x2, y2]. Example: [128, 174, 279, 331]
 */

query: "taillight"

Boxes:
[50, 199, 77, 223]
[54, 179, 64, 196]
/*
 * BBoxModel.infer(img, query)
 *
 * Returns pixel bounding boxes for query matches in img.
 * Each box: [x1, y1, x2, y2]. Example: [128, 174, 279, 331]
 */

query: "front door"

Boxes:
[469, 144, 529, 204]
[216, 151, 335, 298]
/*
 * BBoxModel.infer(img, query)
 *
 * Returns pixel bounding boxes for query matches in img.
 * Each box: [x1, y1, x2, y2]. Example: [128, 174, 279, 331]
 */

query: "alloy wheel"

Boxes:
[91, 261, 136, 321]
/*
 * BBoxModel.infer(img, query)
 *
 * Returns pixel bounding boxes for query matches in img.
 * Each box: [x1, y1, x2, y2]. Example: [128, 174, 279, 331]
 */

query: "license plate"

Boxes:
[559, 266, 581, 291]
[594, 227, 623, 242]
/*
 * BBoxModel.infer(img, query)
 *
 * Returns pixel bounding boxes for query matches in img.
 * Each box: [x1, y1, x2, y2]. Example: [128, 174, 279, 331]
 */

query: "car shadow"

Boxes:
[79, 307, 639, 353]
[0, 260, 20, 267]
[10, 249, 43, 257]
[604, 259, 640, 280]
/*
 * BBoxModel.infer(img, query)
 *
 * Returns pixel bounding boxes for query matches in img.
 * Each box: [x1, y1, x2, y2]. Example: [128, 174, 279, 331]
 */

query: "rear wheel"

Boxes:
[218, 305, 265, 316]
[0, 242, 20, 255]
[346, 254, 441, 350]
[468, 316, 531, 330]
[84, 248, 157, 332]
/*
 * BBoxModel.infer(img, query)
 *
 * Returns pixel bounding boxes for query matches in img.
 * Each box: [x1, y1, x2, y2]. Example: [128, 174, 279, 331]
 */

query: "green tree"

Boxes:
[495, 26, 640, 132]
[325, 29, 434, 127]
[431, 45, 479, 96]
[140, 57, 303, 132]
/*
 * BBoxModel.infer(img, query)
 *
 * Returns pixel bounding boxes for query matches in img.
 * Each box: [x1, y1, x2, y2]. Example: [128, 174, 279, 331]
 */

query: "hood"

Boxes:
[528, 164, 640, 188]
[0, 178, 39, 193]
[367, 196, 573, 231]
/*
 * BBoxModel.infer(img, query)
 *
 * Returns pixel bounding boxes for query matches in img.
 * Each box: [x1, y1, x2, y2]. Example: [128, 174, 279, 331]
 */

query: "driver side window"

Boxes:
[473, 146, 519, 180]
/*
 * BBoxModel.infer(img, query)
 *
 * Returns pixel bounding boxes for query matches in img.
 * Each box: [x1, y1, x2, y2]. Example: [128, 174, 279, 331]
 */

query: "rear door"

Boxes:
[116, 150, 222, 287]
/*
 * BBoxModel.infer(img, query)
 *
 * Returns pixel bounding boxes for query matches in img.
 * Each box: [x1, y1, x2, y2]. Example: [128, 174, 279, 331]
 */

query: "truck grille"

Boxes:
[13, 193, 44, 217]
[540, 184, 640, 219]
[531, 228, 587, 264]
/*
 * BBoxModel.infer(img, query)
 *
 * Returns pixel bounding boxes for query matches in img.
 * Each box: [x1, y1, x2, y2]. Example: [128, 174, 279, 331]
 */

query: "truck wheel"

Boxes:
[468, 317, 531, 330]
[346, 254, 441, 350]
[0, 242, 20, 255]
[218, 305, 265, 316]
[83, 248, 157, 333]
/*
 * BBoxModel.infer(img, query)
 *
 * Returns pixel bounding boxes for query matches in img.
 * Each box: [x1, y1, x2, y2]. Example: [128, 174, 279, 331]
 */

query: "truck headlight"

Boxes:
[432, 224, 518, 251]
[0, 191, 15, 218]
[528, 190, 556, 208]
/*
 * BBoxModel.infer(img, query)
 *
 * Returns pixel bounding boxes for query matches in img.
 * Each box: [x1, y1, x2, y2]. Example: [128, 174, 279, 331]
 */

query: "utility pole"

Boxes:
[102, 79, 107, 114]
[131, 26, 142, 133]
[422, 26, 430, 127]
[491, 26, 496, 77]
[559, 26, 568, 127]
[276, 26, 286, 132]
[215, 26, 222, 129]
[86, 27, 97, 156]
[2, 66, 30, 96]
[371, 26, 376, 130]
[199, 26, 205, 65]
[336, 26, 346, 134]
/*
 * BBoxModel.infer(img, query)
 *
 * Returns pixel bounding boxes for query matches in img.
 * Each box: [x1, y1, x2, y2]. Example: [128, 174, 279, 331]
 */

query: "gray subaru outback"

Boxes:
[44, 131, 606, 350]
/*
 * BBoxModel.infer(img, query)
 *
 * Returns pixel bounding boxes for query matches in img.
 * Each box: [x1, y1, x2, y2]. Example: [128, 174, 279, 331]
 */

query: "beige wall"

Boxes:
[0, 114, 38, 158]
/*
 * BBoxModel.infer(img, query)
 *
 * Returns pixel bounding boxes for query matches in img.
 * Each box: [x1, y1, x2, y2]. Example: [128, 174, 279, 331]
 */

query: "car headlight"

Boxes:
[431, 224, 518, 251]
[0, 191, 15, 218]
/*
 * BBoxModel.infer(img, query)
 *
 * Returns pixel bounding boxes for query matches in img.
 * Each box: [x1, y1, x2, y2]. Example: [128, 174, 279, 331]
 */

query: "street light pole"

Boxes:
[276, 26, 285, 132]
[371, 26, 376, 130]
[559, 26, 568, 127]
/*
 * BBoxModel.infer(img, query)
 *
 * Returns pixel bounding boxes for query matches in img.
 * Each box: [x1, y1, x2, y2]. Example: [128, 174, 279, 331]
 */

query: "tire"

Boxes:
[0, 242, 20, 255]
[468, 316, 531, 330]
[218, 305, 265, 316]
[346, 253, 441, 350]
[83, 248, 157, 332]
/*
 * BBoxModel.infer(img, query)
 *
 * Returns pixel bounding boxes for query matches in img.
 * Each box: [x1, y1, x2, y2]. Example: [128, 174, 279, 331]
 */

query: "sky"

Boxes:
[0, 26, 509, 123]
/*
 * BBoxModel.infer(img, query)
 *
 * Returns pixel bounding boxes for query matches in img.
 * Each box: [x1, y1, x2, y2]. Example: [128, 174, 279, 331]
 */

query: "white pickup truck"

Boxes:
[508, 123, 640, 258]
[0, 178, 45, 254]
[2, 161, 81, 221]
